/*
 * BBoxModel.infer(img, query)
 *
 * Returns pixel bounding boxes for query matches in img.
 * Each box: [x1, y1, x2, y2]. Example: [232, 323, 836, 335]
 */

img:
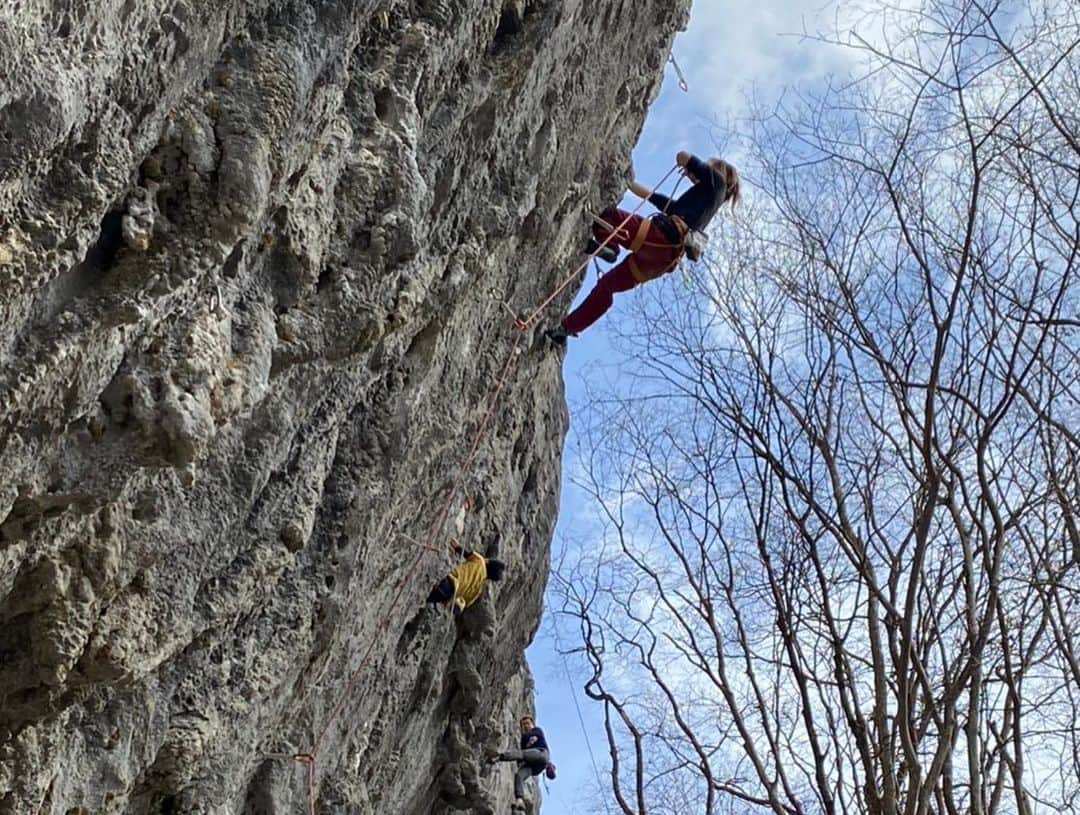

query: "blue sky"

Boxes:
[523, 2, 847, 812]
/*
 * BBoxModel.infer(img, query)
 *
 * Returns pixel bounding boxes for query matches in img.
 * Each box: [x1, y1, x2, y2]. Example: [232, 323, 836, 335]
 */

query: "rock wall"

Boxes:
[0, 1, 688, 812]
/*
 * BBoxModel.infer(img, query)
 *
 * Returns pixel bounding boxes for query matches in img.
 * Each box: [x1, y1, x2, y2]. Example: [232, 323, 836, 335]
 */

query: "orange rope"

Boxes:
[417, 330, 525, 553]
[313, 546, 428, 748]
[288, 329, 526, 814]
[281, 166, 681, 811]
[290, 753, 315, 815]
[397, 531, 457, 565]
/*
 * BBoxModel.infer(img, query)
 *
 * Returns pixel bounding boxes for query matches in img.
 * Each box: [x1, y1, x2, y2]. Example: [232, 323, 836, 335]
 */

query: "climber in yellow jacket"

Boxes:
[426, 541, 507, 616]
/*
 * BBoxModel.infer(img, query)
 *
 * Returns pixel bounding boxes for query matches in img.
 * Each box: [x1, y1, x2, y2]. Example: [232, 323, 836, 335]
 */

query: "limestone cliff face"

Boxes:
[0, 1, 686, 812]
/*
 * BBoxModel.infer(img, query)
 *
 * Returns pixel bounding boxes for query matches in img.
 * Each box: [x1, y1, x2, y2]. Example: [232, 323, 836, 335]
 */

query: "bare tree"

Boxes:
[552, 1, 1079, 813]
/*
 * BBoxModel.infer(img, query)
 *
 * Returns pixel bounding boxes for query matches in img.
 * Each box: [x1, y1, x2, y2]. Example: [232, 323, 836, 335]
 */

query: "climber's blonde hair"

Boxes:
[707, 158, 741, 209]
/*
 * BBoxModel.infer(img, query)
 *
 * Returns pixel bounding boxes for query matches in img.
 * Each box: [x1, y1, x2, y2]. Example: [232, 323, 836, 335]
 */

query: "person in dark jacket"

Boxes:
[426, 541, 506, 617]
[489, 715, 555, 811]
[546, 151, 740, 344]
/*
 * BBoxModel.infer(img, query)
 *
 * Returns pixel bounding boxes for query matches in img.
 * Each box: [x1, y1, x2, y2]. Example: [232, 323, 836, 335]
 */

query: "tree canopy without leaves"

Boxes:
[553, 2, 1078, 814]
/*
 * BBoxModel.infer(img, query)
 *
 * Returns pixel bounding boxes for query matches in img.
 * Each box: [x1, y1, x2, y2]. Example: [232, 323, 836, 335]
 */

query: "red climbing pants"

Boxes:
[562, 208, 682, 335]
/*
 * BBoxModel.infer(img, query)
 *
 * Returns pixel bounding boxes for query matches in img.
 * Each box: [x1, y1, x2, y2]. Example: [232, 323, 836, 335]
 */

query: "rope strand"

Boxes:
[283, 166, 682, 812]
[288, 329, 526, 813]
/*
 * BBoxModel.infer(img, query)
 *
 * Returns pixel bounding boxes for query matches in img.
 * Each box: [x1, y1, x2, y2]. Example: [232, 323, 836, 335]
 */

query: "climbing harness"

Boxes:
[627, 217, 654, 253]
[587, 170, 705, 283]
[668, 53, 689, 93]
[601, 211, 688, 283]
[275, 166, 685, 815]
[659, 214, 704, 260]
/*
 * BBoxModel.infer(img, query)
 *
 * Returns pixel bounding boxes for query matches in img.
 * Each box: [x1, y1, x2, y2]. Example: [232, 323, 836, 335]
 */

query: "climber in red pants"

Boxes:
[545, 150, 740, 344]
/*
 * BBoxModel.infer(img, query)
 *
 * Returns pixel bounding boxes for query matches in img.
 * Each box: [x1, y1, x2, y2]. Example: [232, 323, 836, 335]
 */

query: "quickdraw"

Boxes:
[668, 53, 689, 93]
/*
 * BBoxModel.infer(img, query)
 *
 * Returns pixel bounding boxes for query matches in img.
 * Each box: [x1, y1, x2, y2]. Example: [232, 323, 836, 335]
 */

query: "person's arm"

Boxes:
[679, 151, 722, 192]
[449, 539, 474, 559]
[648, 190, 674, 211]
[629, 179, 673, 212]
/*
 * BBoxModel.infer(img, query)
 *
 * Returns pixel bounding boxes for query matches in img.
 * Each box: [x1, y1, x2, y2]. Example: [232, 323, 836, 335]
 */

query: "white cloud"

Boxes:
[638, 0, 855, 162]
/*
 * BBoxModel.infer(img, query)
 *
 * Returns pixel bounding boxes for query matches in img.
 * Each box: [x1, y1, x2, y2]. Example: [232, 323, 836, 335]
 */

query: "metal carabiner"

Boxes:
[668, 53, 689, 93]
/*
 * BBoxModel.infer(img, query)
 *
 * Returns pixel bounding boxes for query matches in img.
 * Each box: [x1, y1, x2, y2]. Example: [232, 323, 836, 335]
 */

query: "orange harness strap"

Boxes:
[628, 218, 653, 253]
[628, 216, 687, 283]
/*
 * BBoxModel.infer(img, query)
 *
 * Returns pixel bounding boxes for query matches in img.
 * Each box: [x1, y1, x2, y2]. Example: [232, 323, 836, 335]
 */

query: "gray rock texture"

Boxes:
[0, 0, 687, 812]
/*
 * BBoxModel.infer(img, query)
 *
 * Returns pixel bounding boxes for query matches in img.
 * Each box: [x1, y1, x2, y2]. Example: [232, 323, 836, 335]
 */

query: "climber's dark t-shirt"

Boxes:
[647, 154, 726, 232]
[520, 726, 548, 752]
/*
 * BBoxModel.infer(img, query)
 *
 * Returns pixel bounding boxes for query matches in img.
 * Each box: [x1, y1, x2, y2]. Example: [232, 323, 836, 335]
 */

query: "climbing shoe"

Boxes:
[544, 762, 557, 780]
[544, 327, 569, 347]
[585, 238, 619, 263]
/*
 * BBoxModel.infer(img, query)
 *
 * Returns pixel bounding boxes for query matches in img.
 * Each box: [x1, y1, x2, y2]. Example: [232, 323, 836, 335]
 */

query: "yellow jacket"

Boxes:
[449, 552, 488, 611]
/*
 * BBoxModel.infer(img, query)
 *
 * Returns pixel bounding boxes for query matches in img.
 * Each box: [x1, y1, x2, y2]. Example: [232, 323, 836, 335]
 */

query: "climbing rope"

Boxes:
[396, 531, 456, 566]
[665, 173, 684, 212]
[278, 166, 684, 813]
[561, 649, 615, 815]
[282, 330, 526, 815]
